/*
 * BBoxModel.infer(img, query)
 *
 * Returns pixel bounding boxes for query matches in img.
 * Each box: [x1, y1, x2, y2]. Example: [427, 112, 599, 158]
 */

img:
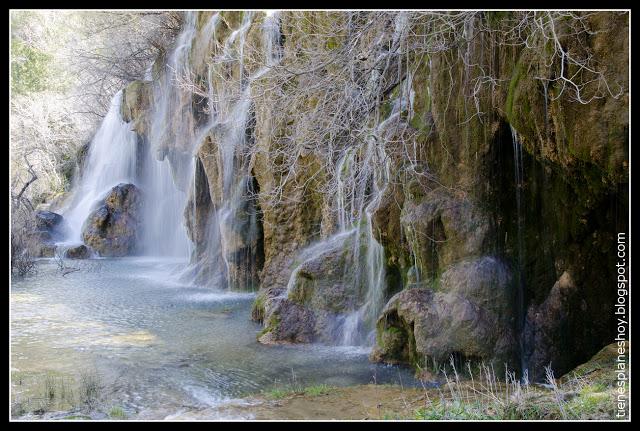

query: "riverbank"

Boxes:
[12, 341, 622, 420]
[172, 343, 623, 420]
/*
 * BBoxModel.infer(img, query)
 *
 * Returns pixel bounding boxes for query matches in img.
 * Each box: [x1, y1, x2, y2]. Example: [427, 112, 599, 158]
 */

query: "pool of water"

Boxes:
[10, 258, 419, 419]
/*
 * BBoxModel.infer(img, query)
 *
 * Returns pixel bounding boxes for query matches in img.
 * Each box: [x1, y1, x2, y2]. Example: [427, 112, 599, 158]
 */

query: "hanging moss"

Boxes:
[505, 54, 526, 124]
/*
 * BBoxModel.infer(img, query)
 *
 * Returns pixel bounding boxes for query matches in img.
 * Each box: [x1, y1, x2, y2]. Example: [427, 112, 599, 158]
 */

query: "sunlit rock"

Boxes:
[82, 183, 142, 257]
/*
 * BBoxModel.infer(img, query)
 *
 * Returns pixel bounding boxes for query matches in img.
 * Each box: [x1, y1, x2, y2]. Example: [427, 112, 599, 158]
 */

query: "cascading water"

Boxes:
[60, 90, 138, 246]
[281, 12, 414, 347]
[141, 11, 202, 259]
[335, 130, 391, 347]
[189, 11, 281, 290]
[510, 125, 527, 375]
[61, 13, 200, 260]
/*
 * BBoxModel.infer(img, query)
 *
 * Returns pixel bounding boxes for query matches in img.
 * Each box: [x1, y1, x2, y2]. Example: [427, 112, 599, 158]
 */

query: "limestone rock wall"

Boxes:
[119, 11, 628, 380]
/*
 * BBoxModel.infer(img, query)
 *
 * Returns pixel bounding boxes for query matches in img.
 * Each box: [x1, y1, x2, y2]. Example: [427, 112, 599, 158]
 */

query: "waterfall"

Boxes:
[189, 11, 286, 290]
[281, 124, 391, 347]
[511, 126, 527, 375]
[281, 12, 417, 346]
[60, 90, 138, 245]
[337, 135, 390, 346]
[138, 12, 201, 258]
[61, 12, 204, 259]
[263, 11, 283, 68]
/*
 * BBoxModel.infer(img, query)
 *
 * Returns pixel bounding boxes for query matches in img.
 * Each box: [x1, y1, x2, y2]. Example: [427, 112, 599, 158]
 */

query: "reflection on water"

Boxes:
[11, 258, 418, 419]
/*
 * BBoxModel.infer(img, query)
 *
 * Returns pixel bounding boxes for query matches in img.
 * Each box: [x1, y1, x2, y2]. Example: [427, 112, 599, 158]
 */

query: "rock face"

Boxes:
[396, 190, 491, 282]
[82, 183, 142, 256]
[371, 257, 517, 373]
[65, 244, 91, 259]
[120, 11, 628, 381]
[523, 272, 587, 378]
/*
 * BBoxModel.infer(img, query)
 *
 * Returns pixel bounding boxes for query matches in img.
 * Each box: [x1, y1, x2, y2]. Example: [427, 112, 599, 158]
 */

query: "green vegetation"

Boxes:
[10, 39, 54, 95]
[303, 384, 334, 396]
[108, 406, 127, 419]
[407, 345, 624, 421]
[10, 369, 104, 418]
[262, 380, 336, 400]
[415, 401, 499, 420]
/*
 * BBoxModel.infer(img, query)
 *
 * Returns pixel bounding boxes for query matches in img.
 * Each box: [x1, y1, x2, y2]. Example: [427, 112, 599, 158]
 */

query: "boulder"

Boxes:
[65, 244, 91, 259]
[25, 211, 69, 257]
[35, 210, 64, 230]
[258, 295, 316, 344]
[371, 256, 517, 373]
[82, 183, 142, 257]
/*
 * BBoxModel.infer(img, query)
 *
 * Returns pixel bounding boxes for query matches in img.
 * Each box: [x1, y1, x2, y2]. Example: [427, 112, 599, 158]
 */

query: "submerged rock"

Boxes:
[82, 183, 142, 257]
[371, 256, 517, 373]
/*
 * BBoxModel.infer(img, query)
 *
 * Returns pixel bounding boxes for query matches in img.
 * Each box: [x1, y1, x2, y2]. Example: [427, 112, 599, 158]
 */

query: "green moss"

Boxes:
[251, 293, 266, 322]
[505, 54, 526, 123]
[288, 274, 314, 304]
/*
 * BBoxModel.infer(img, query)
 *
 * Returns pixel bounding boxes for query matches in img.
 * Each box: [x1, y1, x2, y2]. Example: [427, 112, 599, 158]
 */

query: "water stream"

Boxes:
[510, 126, 527, 375]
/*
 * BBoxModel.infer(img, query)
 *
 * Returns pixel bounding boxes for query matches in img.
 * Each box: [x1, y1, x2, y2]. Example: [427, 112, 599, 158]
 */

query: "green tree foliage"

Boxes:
[11, 39, 53, 95]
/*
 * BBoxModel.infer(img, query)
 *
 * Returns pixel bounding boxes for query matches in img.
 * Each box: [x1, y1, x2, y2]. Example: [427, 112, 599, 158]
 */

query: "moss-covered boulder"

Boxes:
[257, 294, 316, 344]
[371, 257, 516, 373]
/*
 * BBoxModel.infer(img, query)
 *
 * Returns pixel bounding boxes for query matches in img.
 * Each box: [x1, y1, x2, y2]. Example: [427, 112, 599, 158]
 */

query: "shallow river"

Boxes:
[10, 258, 419, 420]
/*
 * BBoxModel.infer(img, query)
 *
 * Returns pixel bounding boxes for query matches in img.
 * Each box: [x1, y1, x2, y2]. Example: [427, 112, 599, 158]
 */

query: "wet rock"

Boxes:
[65, 244, 91, 259]
[258, 296, 316, 344]
[29, 242, 56, 257]
[76, 140, 91, 178]
[26, 211, 69, 257]
[256, 231, 361, 344]
[121, 80, 152, 136]
[82, 183, 142, 257]
[399, 190, 490, 279]
[28, 230, 53, 243]
[523, 272, 586, 381]
[189, 134, 264, 290]
[35, 210, 63, 230]
[371, 256, 517, 373]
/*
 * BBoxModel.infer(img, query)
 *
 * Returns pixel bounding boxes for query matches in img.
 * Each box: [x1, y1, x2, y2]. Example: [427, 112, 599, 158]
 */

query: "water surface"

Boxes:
[11, 258, 419, 419]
